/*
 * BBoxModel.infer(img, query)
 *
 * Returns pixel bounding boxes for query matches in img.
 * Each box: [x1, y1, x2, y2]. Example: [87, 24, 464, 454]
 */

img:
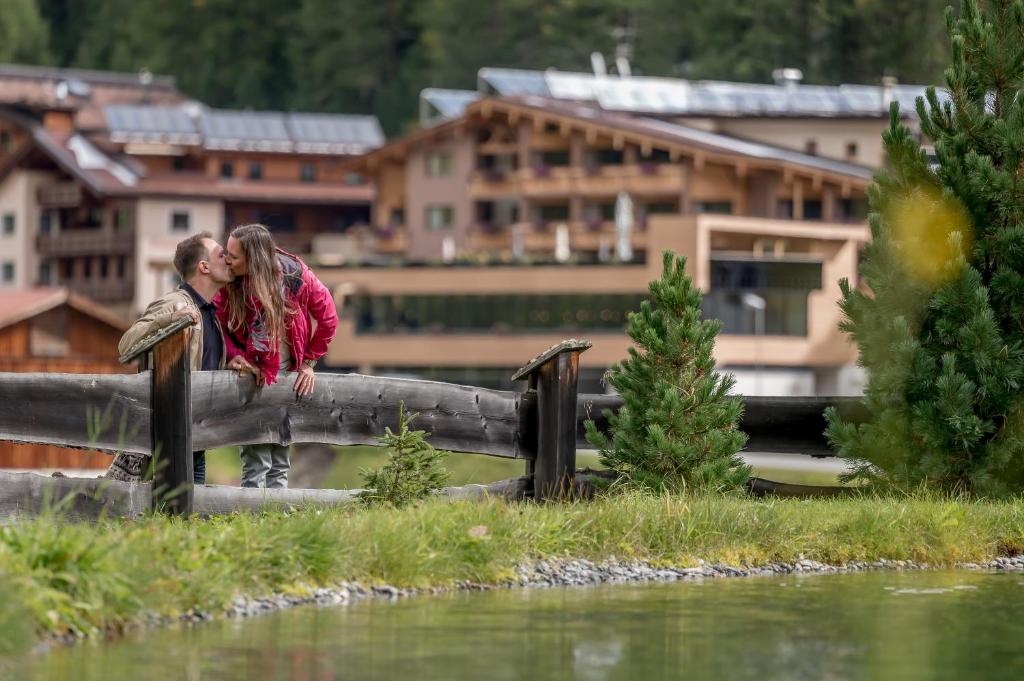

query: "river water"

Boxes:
[12, 570, 1024, 680]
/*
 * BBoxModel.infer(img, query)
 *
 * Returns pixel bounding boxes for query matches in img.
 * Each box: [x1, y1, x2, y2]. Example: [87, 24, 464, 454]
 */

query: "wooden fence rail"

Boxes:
[0, 324, 868, 516]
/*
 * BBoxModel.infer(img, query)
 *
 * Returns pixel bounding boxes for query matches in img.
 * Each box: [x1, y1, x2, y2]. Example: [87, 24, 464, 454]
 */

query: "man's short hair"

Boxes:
[172, 231, 214, 279]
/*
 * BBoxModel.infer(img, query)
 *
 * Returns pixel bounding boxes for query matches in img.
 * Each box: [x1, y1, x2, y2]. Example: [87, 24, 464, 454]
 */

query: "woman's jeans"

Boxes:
[240, 443, 290, 488]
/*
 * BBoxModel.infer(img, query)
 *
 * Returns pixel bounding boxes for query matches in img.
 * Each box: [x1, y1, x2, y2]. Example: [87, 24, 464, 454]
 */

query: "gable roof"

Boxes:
[351, 95, 874, 188]
[0, 288, 129, 332]
[103, 105, 385, 154]
[424, 67, 945, 121]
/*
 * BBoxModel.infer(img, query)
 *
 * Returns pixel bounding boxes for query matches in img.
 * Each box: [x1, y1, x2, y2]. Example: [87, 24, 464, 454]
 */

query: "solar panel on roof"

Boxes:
[480, 68, 550, 95]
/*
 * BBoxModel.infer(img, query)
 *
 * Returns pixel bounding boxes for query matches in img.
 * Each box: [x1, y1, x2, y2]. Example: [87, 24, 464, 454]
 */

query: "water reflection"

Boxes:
[11, 571, 1024, 680]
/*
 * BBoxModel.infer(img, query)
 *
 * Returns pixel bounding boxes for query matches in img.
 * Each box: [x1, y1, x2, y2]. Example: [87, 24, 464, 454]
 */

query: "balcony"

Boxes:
[467, 163, 685, 200]
[36, 229, 135, 257]
[66, 279, 135, 304]
[37, 182, 82, 208]
[467, 220, 649, 254]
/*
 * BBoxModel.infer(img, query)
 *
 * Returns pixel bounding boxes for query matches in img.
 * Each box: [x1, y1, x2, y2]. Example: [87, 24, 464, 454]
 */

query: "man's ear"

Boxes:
[197, 260, 211, 275]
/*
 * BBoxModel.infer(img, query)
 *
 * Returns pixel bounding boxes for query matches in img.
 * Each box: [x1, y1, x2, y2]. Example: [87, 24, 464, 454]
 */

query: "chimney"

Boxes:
[771, 67, 803, 91]
[616, 56, 632, 78]
[881, 75, 898, 109]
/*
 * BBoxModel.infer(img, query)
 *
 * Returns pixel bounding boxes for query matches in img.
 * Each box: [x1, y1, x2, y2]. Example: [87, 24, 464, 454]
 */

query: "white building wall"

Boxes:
[134, 198, 224, 312]
[0, 169, 54, 289]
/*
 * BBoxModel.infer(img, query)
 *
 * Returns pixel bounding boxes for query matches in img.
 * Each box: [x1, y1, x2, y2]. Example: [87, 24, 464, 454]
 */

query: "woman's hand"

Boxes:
[293, 365, 315, 397]
[228, 356, 262, 385]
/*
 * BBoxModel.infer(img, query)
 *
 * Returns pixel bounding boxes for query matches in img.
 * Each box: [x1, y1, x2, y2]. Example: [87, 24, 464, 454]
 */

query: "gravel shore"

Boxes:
[38, 554, 1024, 652]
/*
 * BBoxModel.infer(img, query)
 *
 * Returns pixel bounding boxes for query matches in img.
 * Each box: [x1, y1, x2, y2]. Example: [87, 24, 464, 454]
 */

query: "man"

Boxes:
[105, 232, 233, 483]
[216, 223, 339, 488]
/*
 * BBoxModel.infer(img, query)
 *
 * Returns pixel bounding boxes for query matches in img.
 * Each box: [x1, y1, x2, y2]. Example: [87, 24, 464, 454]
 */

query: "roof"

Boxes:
[520, 97, 874, 180]
[104, 105, 385, 154]
[355, 95, 874, 186]
[424, 67, 947, 121]
[0, 63, 178, 91]
[0, 114, 374, 204]
[0, 288, 129, 332]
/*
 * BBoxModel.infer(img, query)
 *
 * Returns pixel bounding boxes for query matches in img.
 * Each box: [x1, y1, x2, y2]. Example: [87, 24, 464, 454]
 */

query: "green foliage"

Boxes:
[827, 0, 1024, 495]
[20, 0, 956, 135]
[359, 402, 451, 507]
[585, 250, 750, 492]
[0, 0, 51, 65]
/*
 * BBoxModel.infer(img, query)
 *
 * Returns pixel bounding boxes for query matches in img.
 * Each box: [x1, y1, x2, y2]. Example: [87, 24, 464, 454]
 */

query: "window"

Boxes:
[695, 201, 733, 215]
[114, 206, 133, 231]
[116, 256, 126, 279]
[1, 213, 13, 236]
[62, 259, 73, 280]
[172, 156, 186, 172]
[221, 162, 234, 179]
[802, 200, 823, 220]
[425, 152, 453, 178]
[804, 139, 818, 156]
[38, 210, 51, 234]
[777, 200, 794, 219]
[389, 208, 405, 226]
[300, 163, 316, 183]
[100, 257, 109, 278]
[37, 262, 51, 286]
[83, 258, 92, 278]
[425, 205, 454, 230]
[344, 172, 364, 186]
[170, 210, 190, 232]
[1, 261, 14, 284]
[846, 142, 858, 160]
[249, 162, 262, 180]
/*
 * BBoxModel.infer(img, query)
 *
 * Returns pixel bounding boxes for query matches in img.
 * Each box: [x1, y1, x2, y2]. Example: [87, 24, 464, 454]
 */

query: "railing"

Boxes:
[36, 229, 135, 257]
[63, 279, 135, 303]
[0, 325, 867, 517]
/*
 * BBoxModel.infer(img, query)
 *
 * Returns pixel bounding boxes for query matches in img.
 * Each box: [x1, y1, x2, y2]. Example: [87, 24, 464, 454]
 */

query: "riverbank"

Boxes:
[3, 491, 1024, 655]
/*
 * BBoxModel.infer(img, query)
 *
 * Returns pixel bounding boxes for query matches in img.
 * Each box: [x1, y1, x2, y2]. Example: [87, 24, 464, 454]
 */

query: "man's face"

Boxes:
[225, 236, 248, 277]
[201, 238, 233, 285]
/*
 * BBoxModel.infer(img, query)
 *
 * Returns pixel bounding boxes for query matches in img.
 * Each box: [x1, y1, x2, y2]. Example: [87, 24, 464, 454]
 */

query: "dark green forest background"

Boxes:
[1, 0, 952, 134]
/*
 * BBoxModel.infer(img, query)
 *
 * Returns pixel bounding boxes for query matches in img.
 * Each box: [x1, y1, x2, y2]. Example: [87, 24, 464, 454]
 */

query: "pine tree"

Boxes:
[825, 0, 1024, 495]
[585, 250, 750, 492]
[359, 402, 450, 507]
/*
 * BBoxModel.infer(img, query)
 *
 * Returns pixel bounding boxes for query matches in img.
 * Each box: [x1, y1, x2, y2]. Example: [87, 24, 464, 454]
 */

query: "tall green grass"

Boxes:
[3, 490, 1022, 653]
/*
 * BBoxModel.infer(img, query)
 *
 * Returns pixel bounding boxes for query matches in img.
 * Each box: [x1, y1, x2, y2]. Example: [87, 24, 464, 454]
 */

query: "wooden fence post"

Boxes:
[120, 316, 194, 516]
[512, 339, 591, 501]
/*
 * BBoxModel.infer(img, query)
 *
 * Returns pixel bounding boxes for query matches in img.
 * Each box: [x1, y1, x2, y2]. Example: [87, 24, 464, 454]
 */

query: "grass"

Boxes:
[2, 489, 1024, 656]
[206, 446, 844, 489]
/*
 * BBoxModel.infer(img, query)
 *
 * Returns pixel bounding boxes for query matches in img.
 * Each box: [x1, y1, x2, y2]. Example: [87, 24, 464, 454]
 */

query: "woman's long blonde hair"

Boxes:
[225, 224, 288, 345]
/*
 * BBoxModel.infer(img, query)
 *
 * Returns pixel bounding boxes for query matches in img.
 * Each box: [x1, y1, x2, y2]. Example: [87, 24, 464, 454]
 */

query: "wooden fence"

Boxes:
[0, 321, 867, 516]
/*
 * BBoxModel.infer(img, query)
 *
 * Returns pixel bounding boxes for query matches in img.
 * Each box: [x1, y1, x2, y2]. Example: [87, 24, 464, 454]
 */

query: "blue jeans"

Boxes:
[193, 451, 206, 485]
[240, 444, 290, 488]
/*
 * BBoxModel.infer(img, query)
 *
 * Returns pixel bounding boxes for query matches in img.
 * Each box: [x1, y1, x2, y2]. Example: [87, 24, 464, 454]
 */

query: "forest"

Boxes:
[2, 0, 952, 134]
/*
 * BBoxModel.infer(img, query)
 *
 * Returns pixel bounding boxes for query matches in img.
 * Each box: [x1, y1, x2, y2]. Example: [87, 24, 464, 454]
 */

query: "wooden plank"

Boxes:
[0, 472, 531, 523]
[0, 371, 527, 458]
[190, 372, 527, 458]
[150, 329, 193, 515]
[576, 394, 868, 456]
[532, 348, 585, 500]
[0, 372, 151, 453]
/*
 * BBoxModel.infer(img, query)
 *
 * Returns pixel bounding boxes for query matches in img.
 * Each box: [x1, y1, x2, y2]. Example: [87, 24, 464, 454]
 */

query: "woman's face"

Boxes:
[225, 236, 248, 276]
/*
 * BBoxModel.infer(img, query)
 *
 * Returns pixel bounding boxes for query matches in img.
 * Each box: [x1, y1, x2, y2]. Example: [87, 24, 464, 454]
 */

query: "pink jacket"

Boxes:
[215, 249, 338, 386]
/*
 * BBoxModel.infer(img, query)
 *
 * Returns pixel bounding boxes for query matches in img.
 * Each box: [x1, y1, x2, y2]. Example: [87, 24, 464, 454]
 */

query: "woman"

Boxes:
[216, 223, 339, 488]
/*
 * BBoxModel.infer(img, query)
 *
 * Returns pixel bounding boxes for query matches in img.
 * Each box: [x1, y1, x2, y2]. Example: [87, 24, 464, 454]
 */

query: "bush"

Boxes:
[585, 250, 749, 492]
[359, 402, 450, 507]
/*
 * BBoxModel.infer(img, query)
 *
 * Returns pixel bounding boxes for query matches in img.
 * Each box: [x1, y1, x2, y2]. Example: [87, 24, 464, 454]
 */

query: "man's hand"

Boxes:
[171, 308, 200, 325]
[228, 356, 262, 385]
[293, 364, 315, 397]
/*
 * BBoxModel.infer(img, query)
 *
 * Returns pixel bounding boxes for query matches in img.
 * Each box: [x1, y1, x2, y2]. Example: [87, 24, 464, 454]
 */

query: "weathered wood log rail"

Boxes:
[0, 322, 868, 517]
